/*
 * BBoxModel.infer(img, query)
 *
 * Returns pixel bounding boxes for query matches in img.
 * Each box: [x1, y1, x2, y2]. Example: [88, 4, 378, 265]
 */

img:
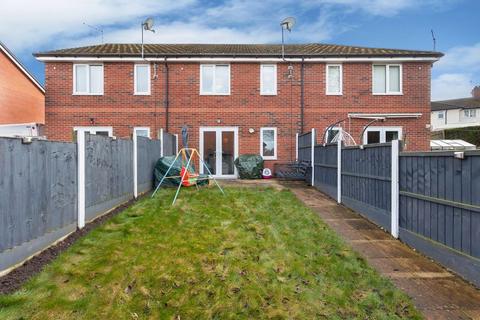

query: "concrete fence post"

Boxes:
[77, 130, 86, 229]
[337, 139, 342, 203]
[295, 132, 299, 162]
[311, 128, 316, 186]
[133, 132, 138, 199]
[160, 128, 164, 157]
[391, 139, 400, 238]
[175, 134, 179, 153]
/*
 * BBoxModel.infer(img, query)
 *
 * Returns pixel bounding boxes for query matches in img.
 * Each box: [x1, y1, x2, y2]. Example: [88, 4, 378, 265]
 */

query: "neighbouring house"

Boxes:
[0, 41, 45, 137]
[431, 87, 480, 131]
[34, 43, 442, 177]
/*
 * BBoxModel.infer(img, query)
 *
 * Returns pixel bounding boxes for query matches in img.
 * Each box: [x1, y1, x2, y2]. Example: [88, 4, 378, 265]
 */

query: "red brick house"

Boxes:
[35, 44, 442, 177]
[0, 42, 44, 137]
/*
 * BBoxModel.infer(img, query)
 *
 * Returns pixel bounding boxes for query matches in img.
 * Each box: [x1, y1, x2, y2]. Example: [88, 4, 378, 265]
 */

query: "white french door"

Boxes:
[199, 127, 238, 178]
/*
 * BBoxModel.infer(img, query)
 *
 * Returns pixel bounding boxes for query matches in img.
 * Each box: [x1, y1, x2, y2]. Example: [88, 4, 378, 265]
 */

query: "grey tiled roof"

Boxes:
[35, 43, 443, 58]
[431, 98, 480, 111]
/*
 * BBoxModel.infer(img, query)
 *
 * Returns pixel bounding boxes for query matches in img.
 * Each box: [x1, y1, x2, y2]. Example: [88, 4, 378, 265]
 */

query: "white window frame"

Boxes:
[260, 64, 277, 95]
[73, 126, 113, 137]
[134, 64, 151, 95]
[326, 64, 343, 95]
[260, 127, 277, 160]
[133, 127, 151, 138]
[437, 111, 445, 119]
[325, 126, 343, 143]
[199, 64, 231, 95]
[372, 64, 402, 95]
[464, 109, 476, 118]
[73, 63, 104, 95]
[363, 126, 403, 144]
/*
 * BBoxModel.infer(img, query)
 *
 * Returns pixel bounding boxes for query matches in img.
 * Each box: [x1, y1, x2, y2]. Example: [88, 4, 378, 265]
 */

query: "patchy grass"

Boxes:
[0, 186, 421, 319]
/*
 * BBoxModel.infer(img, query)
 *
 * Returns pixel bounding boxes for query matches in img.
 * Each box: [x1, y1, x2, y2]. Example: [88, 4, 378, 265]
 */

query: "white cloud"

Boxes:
[434, 42, 480, 71]
[0, 0, 195, 51]
[431, 73, 474, 101]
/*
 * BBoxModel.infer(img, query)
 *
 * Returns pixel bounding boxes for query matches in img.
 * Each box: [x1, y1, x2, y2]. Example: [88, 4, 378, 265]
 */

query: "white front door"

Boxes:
[200, 127, 238, 178]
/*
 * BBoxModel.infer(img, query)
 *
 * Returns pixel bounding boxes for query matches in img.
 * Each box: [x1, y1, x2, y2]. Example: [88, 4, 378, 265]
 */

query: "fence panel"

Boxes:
[313, 143, 338, 199]
[399, 150, 480, 287]
[298, 132, 312, 163]
[85, 134, 133, 221]
[341, 143, 392, 230]
[137, 137, 161, 194]
[0, 137, 77, 271]
[163, 131, 177, 156]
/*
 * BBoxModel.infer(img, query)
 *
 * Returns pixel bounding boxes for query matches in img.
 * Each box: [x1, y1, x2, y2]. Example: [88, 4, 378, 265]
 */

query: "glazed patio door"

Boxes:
[200, 127, 238, 178]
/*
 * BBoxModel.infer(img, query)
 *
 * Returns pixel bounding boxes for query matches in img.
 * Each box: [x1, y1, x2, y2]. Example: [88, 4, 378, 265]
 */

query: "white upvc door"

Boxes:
[199, 127, 238, 179]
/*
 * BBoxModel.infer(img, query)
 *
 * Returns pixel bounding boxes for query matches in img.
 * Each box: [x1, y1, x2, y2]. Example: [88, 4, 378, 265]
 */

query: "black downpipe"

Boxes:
[164, 58, 170, 132]
[300, 57, 305, 134]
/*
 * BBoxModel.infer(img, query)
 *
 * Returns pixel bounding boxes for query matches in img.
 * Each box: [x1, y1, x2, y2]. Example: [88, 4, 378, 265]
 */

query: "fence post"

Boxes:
[175, 134, 179, 153]
[160, 128, 164, 157]
[311, 128, 315, 186]
[133, 133, 138, 199]
[391, 139, 400, 238]
[295, 132, 299, 162]
[337, 139, 342, 203]
[77, 130, 86, 229]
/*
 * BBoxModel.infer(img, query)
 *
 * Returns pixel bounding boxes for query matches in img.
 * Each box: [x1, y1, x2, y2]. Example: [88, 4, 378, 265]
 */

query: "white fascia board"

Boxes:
[348, 113, 422, 119]
[35, 56, 440, 63]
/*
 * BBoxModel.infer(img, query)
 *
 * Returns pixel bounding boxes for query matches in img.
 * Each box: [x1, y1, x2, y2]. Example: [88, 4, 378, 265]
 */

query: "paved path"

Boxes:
[283, 181, 480, 320]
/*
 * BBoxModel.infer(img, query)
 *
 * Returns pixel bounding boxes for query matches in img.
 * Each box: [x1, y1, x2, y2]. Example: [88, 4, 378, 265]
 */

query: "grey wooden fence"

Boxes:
[399, 150, 480, 287]
[163, 131, 177, 156]
[1, 130, 173, 274]
[341, 143, 392, 231]
[298, 131, 313, 163]
[85, 134, 134, 221]
[0, 137, 77, 271]
[313, 143, 338, 199]
[137, 137, 161, 194]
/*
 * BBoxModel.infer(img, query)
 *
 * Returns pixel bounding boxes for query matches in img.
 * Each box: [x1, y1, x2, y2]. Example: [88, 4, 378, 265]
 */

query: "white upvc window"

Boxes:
[260, 127, 277, 160]
[372, 64, 402, 95]
[73, 126, 113, 137]
[73, 64, 104, 95]
[260, 64, 277, 95]
[133, 127, 151, 138]
[326, 64, 342, 95]
[134, 64, 151, 95]
[325, 126, 342, 143]
[363, 126, 402, 144]
[464, 109, 476, 118]
[437, 111, 445, 119]
[200, 64, 230, 95]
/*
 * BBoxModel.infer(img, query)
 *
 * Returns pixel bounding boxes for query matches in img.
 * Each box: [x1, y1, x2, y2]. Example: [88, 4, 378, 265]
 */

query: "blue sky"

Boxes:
[1, 0, 478, 100]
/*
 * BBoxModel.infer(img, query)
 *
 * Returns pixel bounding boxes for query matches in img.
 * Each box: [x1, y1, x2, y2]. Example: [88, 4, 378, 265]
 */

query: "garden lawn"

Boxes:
[0, 186, 421, 319]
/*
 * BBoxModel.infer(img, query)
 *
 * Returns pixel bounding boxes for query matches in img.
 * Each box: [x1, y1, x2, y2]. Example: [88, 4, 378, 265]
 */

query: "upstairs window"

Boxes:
[260, 64, 277, 95]
[326, 64, 342, 95]
[73, 64, 103, 95]
[260, 127, 277, 160]
[134, 64, 151, 95]
[372, 64, 402, 95]
[200, 64, 230, 95]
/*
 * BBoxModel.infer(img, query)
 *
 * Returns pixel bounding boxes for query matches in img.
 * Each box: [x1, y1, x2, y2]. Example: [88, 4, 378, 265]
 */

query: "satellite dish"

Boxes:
[143, 17, 155, 32]
[281, 17, 296, 32]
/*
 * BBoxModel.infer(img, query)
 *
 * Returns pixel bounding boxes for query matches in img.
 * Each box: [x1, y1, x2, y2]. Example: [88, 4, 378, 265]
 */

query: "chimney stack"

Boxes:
[472, 86, 480, 99]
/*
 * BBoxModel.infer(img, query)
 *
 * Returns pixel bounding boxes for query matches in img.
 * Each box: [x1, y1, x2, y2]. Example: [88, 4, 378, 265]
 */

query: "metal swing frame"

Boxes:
[151, 148, 225, 205]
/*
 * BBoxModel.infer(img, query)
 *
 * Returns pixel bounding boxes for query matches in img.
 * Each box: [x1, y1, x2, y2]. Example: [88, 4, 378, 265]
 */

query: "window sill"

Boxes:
[134, 92, 151, 96]
[326, 92, 343, 96]
[372, 92, 403, 96]
[199, 93, 231, 96]
[260, 92, 277, 96]
[262, 156, 277, 161]
[72, 93, 104, 96]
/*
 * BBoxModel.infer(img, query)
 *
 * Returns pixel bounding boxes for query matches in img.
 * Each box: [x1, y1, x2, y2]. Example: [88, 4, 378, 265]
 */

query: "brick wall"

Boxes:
[44, 60, 433, 167]
[0, 50, 44, 125]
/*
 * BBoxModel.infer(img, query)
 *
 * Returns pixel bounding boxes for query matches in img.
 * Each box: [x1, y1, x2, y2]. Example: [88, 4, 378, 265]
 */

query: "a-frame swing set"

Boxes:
[151, 147, 225, 205]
